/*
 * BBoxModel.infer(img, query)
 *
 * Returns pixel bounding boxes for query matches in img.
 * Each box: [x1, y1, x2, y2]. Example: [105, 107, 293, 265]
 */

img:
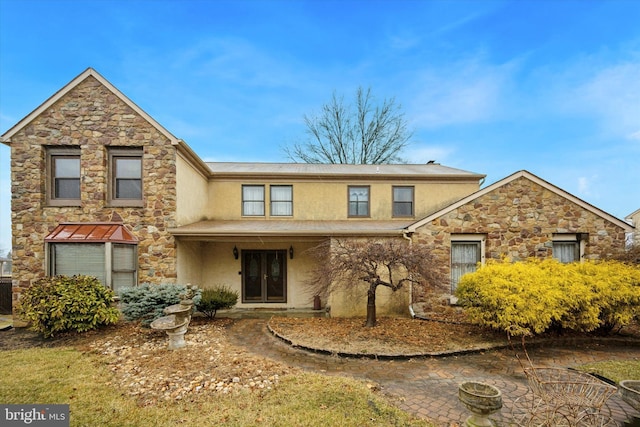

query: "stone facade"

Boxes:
[411, 175, 629, 301]
[8, 76, 178, 307]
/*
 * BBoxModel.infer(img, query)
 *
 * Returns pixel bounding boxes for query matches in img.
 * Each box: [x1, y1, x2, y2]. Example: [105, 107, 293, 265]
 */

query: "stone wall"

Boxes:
[9, 76, 178, 307]
[412, 176, 628, 301]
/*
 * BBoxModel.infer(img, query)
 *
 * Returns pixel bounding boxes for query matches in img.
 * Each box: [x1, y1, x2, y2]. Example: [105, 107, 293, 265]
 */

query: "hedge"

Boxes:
[455, 258, 640, 336]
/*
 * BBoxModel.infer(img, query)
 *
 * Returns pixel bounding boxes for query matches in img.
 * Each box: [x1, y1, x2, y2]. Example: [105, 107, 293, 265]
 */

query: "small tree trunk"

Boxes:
[365, 287, 376, 327]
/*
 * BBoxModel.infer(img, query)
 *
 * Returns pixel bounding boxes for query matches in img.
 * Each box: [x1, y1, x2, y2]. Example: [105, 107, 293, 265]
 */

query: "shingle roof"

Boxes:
[169, 219, 414, 239]
[206, 162, 484, 179]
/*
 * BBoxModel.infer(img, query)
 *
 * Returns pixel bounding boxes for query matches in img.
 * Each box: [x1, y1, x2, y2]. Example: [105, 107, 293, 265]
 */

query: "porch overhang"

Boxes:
[45, 223, 137, 244]
[168, 220, 411, 242]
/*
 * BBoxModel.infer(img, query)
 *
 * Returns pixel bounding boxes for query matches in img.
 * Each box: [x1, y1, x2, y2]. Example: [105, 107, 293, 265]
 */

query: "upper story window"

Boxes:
[393, 186, 414, 217]
[348, 186, 370, 217]
[243, 185, 265, 216]
[47, 147, 81, 206]
[271, 185, 293, 216]
[109, 148, 143, 207]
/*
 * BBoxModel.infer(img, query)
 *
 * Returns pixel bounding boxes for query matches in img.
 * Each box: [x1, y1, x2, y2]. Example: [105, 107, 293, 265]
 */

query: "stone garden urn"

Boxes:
[619, 380, 640, 412]
[458, 381, 503, 427]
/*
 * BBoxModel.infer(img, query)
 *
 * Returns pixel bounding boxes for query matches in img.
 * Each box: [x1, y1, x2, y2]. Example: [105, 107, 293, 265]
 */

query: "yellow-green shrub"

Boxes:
[455, 259, 640, 336]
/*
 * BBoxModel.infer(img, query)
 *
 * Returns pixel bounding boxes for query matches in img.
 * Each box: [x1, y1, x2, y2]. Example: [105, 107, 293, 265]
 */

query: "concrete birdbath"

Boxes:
[458, 381, 503, 427]
[150, 300, 194, 350]
[150, 315, 190, 349]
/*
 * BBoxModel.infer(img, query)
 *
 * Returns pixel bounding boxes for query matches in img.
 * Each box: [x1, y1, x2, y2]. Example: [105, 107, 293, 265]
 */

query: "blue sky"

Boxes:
[1, 0, 639, 255]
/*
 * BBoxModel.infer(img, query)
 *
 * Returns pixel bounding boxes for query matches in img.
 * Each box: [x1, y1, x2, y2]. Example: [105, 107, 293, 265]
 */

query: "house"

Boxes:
[626, 208, 640, 247]
[1, 68, 634, 319]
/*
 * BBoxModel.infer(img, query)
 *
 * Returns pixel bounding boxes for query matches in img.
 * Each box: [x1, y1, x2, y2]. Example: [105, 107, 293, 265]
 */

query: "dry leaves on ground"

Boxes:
[268, 316, 507, 356]
[81, 319, 298, 406]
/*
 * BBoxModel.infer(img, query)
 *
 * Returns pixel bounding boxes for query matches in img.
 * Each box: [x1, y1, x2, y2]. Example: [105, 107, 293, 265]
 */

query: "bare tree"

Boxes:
[284, 87, 412, 164]
[305, 238, 443, 327]
[608, 244, 640, 265]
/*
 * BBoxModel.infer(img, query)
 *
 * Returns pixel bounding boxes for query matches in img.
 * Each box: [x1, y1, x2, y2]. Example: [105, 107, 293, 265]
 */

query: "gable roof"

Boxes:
[626, 208, 640, 222]
[406, 170, 634, 233]
[1, 67, 179, 146]
[1, 67, 212, 176]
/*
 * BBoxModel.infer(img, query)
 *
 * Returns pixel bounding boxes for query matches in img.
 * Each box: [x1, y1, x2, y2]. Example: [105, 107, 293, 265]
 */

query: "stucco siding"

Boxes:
[206, 179, 479, 221]
[176, 153, 209, 225]
[196, 241, 319, 308]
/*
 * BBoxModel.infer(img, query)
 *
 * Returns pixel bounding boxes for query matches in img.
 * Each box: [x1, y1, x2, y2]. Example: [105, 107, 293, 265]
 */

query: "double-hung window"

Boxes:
[243, 185, 265, 216]
[393, 186, 414, 217]
[270, 185, 293, 216]
[48, 147, 81, 206]
[109, 148, 143, 206]
[348, 186, 370, 217]
[450, 235, 485, 293]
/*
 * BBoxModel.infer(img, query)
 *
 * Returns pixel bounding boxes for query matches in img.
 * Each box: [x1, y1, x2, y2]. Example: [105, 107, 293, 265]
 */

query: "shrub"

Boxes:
[17, 275, 120, 338]
[118, 283, 201, 326]
[196, 285, 239, 319]
[455, 258, 640, 336]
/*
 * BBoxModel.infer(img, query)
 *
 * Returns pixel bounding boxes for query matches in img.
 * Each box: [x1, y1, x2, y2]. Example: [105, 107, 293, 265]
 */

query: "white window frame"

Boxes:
[450, 234, 486, 294]
[552, 233, 586, 263]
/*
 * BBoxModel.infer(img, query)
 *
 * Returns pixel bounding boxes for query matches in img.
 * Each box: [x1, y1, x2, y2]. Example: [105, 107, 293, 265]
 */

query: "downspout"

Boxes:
[402, 230, 415, 318]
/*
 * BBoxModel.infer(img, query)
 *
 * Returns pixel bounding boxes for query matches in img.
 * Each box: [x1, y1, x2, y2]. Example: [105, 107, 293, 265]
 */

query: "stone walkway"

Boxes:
[228, 319, 640, 427]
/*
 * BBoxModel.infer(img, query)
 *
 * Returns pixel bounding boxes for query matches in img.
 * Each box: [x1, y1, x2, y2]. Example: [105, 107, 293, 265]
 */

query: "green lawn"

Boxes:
[576, 360, 640, 384]
[0, 347, 432, 427]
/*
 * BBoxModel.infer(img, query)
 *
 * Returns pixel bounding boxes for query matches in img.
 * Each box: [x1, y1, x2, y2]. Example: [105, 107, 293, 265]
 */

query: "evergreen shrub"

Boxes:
[455, 258, 640, 336]
[118, 283, 201, 326]
[18, 275, 120, 338]
[196, 285, 239, 319]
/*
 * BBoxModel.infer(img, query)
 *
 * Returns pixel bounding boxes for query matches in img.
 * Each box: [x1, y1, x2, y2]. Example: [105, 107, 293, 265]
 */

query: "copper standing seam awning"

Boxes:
[45, 223, 137, 243]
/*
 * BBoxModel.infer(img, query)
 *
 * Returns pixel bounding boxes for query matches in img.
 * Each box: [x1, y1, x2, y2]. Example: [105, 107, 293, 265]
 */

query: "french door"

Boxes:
[242, 250, 287, 303]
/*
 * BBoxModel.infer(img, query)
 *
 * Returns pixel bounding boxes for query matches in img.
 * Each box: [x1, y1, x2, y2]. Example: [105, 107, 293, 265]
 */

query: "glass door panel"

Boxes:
[242, 250, 286, 303]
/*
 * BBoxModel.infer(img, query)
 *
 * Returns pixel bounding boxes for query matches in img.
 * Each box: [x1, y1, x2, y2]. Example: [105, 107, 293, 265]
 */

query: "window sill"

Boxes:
[108, 200, 144, 208]
[47, 200, 82, 207]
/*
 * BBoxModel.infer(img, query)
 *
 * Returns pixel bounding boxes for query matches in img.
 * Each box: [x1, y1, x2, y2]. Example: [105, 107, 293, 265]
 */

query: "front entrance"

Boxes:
[242, 250, 287, 303]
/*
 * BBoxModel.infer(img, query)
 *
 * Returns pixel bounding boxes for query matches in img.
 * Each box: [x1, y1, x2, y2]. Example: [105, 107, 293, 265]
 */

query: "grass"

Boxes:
[0, 347, 433, 427]
[576, 360, 640, 384]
